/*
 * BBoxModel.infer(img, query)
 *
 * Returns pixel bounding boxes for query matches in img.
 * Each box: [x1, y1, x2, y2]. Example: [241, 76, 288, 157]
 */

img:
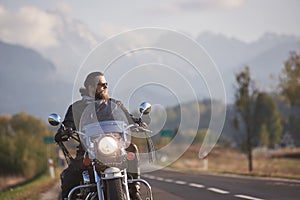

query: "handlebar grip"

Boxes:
[55, 127, 74, 142]
[130, 125, 151, 133]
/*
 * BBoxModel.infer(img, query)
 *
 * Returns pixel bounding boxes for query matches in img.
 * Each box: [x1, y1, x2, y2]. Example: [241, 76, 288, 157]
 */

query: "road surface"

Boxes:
[40, 168, 300, 200]
[143, 169, 300, 200]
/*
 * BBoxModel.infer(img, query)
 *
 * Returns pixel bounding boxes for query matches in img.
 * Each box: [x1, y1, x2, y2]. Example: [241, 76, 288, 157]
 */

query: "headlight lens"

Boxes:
[98, 136, 118, 155]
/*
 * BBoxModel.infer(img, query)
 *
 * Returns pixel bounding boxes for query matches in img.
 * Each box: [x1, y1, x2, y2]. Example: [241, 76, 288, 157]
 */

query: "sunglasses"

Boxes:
[97, 82, 108, 87]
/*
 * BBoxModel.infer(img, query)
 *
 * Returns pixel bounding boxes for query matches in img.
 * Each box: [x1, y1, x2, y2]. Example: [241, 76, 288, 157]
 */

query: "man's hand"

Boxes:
[139, 121, 148, 128]
[55, 127, 73, 142]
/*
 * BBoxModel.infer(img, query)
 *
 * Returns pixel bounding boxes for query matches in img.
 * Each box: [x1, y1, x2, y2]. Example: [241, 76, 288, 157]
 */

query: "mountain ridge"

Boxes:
[0, 30, 299, 117]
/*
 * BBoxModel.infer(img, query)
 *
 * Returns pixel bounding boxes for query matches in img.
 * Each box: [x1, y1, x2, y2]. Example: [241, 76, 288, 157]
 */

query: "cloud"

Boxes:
[151, 0, 244, 13]
[0, 3, 99, 53]
[0, 5, 63, 49]
[54, 2, 73, 15]
[179, 0, 244, 11]
[98, 22, 130, 38]
[221, 0, 245, 9]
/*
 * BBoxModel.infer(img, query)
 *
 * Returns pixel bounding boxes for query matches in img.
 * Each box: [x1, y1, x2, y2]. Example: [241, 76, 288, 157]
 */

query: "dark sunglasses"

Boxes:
[97, 82, 108, 87]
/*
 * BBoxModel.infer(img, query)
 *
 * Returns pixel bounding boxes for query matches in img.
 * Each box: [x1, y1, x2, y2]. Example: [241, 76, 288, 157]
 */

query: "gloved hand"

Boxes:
[55, 127, 73, 142]
[139, 121, 148, 128]
[131, 116, 148, 128]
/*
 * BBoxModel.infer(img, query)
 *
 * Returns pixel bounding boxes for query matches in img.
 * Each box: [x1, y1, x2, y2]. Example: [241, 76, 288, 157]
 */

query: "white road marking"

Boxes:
[175, 180, 187, 185]
[235, 194, 265, 200]
[189, 183, 205, 188]
[164, 179, 174, 183]
[207, 187, 230, 194]
[156, 177, 164, 181]
[144, 175, 155, 179]
[143, 175, 268, 200]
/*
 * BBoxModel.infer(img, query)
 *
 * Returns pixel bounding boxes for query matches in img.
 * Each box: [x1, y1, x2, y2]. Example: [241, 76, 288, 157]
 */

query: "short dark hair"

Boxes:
[80, 71, 104, 96]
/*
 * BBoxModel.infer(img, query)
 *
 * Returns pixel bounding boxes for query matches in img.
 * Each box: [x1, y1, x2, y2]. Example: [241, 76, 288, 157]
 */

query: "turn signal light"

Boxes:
[126, 152, 135, 161]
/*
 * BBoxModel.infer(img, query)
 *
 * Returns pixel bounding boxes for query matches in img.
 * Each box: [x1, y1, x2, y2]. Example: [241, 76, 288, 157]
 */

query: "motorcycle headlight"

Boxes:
[98, 136, 118, 155]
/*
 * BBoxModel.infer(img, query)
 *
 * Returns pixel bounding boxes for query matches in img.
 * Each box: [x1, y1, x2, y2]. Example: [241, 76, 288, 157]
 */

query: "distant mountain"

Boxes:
[32, 11, 104, 83]
[243, 34, 299, 87]
[1, 28, 300, 118]
[0, 41, 72, 118]
[196, 32, 300, 101]
[0, 12, 105, 118]
[0, 41, 55, 74]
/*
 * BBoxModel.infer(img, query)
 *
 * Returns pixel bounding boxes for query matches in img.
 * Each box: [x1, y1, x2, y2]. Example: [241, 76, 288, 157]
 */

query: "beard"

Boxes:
[95, 90, 109, 100]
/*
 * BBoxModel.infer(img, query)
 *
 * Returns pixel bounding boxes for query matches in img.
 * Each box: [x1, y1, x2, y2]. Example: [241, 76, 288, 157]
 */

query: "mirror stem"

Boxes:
[61, 123, 66, 130]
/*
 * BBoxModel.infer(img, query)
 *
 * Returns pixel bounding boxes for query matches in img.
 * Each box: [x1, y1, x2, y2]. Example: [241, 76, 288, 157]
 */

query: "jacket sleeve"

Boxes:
[62, 105, 77, 130]
[55, 105, 76, 142]
[118, 101, 140, 124]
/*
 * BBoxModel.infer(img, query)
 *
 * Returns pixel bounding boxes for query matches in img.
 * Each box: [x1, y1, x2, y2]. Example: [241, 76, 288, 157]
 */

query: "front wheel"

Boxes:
[106, 178, 126, 200]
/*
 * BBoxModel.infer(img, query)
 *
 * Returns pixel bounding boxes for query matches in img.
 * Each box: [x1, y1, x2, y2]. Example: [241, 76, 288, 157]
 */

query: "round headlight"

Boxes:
[98, 136, 118, 155]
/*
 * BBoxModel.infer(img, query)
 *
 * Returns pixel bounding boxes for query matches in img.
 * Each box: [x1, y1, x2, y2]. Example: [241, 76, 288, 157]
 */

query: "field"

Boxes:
[170, 145, 300, 179]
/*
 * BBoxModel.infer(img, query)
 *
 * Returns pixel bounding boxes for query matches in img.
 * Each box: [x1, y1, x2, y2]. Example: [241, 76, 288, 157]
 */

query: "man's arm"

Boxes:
[55, 105, 76, 142]
[117, 101, 143, 125]
[62, 105, 76, 129]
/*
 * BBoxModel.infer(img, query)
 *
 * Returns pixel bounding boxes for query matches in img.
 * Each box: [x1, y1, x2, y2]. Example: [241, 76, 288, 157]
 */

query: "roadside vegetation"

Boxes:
[170, 145, 300, 179]
[0, 172, 57, 200]
[155, 52, 300, 178]
[0, 112, 57, 197]
[0, 112, 53, 178]
[156, 93, 300, 178]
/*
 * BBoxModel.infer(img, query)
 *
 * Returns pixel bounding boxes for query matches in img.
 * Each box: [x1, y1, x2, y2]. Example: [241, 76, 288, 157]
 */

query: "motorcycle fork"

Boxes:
[122, 168, 131, 200]
[93, 162, 105, 200]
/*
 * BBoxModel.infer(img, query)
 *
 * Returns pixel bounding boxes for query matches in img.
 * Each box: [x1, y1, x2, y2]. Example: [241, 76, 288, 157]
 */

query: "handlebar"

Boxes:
[126, 124, 152, 134]
[59, 123, 150, 142]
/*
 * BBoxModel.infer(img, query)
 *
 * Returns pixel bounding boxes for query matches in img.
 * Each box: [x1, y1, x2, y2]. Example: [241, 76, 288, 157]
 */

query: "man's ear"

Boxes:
[88, 85, 96, 96]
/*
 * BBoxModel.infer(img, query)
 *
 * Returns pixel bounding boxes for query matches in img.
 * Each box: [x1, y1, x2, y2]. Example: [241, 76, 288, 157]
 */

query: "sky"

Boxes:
[0, 0, 299, 117]
[0, 0, 299, 45]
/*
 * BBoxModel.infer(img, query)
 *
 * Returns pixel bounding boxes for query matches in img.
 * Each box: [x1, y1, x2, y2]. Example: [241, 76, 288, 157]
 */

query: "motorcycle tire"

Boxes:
[106, 178, 126, 200]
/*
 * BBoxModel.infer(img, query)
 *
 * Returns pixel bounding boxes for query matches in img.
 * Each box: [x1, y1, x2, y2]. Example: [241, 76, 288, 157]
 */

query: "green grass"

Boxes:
[0, 172, 56, 200]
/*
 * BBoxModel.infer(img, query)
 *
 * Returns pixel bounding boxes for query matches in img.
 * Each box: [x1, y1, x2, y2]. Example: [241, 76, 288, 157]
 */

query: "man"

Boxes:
[55, 71, 142, 200]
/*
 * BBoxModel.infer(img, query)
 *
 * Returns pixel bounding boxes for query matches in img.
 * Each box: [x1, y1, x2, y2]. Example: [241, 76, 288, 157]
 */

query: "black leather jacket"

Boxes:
[55, 97, 138, 142]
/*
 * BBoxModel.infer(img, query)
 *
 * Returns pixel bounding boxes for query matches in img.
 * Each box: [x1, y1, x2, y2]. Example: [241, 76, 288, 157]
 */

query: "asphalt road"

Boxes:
[39, 168, 300, 200]
[142, 169, 300, 200]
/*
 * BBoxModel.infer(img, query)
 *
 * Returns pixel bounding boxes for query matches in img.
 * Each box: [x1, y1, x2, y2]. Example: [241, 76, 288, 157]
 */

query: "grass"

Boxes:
[0, 172, 57, 200]
[169, 145, 300, 179]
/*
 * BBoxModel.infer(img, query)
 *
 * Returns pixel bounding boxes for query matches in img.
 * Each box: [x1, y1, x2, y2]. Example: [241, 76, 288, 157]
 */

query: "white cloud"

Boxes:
[145, 3, 182, 15]
[0, 5, 63, 49]
[54, 2, 73, 15]
[74, 21, 98, 47]
[0, 3, 99, 53]
[155, 0, 245, 13]
[98, 22, 129, 38]
[221, 0, 244, 9]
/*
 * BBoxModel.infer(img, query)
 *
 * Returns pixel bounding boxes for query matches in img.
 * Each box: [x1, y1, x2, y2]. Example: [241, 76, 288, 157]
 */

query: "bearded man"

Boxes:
[55, 72, 142, 200]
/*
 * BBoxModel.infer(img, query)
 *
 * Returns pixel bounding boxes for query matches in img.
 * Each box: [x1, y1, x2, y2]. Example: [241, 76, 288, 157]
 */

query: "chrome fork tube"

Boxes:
[123, 169, 131, 200]
[93, 162, 104, 200]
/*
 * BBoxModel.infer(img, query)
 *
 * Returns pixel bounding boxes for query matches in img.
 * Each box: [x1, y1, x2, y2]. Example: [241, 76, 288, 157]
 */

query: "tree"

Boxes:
[279, 52, 300, 145]
[258, 123, 269, 148]
[253, 92, 283, 148]
[0, 112, 50, 177]
[233, 66, 258, 172]
[280, 52, 300, 107]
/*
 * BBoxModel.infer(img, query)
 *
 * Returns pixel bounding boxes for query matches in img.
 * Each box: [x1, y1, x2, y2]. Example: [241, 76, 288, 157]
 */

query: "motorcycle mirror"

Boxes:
[48, 113, 61, 126]
[139, 102, 151, 115]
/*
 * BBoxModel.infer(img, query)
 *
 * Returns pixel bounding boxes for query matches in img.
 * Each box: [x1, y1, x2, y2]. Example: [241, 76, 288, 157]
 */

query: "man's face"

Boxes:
[94, 75, 109, 100]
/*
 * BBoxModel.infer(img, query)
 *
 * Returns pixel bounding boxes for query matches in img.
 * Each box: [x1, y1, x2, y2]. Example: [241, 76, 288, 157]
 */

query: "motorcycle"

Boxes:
[48, 101, 155, 200]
